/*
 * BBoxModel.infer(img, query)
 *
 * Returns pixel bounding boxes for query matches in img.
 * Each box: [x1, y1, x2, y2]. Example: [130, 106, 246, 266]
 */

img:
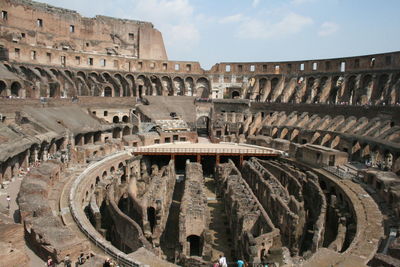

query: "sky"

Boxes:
[39, 0, 400, 69]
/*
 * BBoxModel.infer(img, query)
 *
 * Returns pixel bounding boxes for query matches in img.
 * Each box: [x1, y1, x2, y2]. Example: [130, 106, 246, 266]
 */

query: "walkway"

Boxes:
[0, 176, 45, 267]
[204, 177, 233, 262]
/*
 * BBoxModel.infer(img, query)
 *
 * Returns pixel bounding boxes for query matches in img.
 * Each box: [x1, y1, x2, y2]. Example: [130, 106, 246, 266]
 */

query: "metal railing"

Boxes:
[133, 147, 276, 155]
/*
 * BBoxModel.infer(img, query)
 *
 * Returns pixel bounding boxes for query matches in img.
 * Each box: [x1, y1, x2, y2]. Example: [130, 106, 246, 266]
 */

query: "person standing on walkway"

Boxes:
[6, 195, 10, 209]
[237, 259, 245, 267]
[219, 255, 227, 267]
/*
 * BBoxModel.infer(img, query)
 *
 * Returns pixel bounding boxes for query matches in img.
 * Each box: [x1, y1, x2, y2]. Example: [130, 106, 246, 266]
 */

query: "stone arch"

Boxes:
[185, 77, 194, 96]
[150, 75, 162, 96]
[310, 132, 321, 144]
[187, 235, 202, 256]
[122, 126, 130, 136]
[125, 74, 136, 96]
[280, 128, 289, 139]
[114, 73, 130, 97]
[315, 76, 328, 102]
[49, 82, 60, 98]
[303, 76, 315, 102]
[0, 80, 6, 96]
[161, 76, 173, 96]
[232, 90, 240, 99]
[271, 127, 279, 138]
[132, 125, 139, 134]
[11, 81, 21, 97]
[195, 77, 210, 98]
[104, 86, 112, 97]
[173, 76, 185, 96]
[372, 74, 389, 103]
[77, 71, 86, 80]
[331, 136, 340, 148]
[321, 133, 331, 146]
[328, 76, 340, 104]
[343, 75, 357, 104]
[259, 78, 267, 97]
[359, 74, 373, 103]
[113, 127, 121, 138]
[102, 72, 120, 97]
[64, 70, 74, 80]
[122, 115, 129, 123]
[267, 77, 279, 101]
[136, 75, 148, 97]
[290, 129, 300, 142]
[113, 116, 120, 123]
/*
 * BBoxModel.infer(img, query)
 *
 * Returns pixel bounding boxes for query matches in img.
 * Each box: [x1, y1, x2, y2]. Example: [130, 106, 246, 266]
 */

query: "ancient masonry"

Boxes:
[0, 1, 400, 267]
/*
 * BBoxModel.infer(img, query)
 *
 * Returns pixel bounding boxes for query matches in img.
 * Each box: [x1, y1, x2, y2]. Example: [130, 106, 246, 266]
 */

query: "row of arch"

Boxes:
[2, 63, 212, 99]
[0, 80, 22, 97]
[267, 126, 400, 173]
[250, 72, 400, 105]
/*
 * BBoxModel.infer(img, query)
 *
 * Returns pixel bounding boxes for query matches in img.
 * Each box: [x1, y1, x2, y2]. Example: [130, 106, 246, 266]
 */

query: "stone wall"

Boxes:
[178, 162, 211, 264]
[215, 160, 280, 263]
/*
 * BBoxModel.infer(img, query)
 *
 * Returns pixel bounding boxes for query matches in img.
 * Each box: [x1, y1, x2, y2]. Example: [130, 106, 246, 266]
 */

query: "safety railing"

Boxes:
[133, 147, 277, 155]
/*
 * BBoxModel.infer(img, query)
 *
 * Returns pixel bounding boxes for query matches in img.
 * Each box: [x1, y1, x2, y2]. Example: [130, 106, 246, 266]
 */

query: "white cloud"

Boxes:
[252, 0, 261, 8]
[318, 22, 339, 36]
[125, 0, 200, 54]
[219, 14, 244, 24]
[237, 12, 313, 39]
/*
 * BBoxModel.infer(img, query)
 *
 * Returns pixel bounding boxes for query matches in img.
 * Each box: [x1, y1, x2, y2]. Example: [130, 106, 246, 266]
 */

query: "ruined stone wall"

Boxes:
[215, 160, 280, 263]
[178, 162, 211, 263]
[138, 160, 176, 246]
[241, 158, 305, 255]
[248, 110, 400, 173]
[18, 160, 90, 263]
[0, 0, 167, 61]
[209, 52, 400, 104]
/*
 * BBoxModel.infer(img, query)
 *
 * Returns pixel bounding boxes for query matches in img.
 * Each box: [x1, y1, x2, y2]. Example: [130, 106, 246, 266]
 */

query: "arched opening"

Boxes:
[95, 176, 100, 185]
[232, 90, 240, 99]
[0, 80, 6, 96]
[11, 82, 21, 97]
[173, 77, 185, 96]
[113, 128, 121, 139]
[132, 126, 139, 134]
[104, 87, 112, 97]
[122, 126, 130, 136]
[147, 207, 156, 233]
[187, 235, 202, 256]
[196, 116, 210, 137]
[122, 115, 129, 123]
[113, 116, 119, 123]
[196, 77, 210, 98]
[267, 77, 279, 101]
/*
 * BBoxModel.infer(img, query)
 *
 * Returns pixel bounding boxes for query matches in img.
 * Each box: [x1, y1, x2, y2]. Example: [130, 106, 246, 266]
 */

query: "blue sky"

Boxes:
[39, 0, 400, 69]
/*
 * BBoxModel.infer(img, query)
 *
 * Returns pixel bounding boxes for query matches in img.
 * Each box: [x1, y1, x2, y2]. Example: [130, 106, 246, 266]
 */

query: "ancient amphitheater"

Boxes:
[0, 1, 400, 267]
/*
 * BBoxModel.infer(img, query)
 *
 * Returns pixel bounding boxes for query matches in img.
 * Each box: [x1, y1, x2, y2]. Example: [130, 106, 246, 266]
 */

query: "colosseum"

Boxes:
[0, 1, 399, 267]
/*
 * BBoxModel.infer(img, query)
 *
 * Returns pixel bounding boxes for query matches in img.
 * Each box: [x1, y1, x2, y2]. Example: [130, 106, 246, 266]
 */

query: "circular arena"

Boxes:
[0, 1, 400, 267]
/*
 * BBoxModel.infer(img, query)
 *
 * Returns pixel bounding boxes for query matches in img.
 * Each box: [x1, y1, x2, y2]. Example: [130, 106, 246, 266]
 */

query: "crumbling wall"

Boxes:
[215, 160, 280, 263]
[178, 162, 211, 265]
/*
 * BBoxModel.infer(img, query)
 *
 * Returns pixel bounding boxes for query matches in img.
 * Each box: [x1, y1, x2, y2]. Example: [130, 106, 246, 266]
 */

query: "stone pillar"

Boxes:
[42, 145, 49, 161]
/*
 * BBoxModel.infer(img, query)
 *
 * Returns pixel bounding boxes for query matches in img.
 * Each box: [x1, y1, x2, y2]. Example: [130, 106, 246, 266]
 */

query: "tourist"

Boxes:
[237, 259, 245, 267]
[75, 253, 85, 266]
[6, 195, 10, 209]
[64, 255, 72, 267]
[103, 258, 111, 267]
[219, 255, 227, 267]
[213, 261, 220, 267]
[47, 256, 55, 267]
